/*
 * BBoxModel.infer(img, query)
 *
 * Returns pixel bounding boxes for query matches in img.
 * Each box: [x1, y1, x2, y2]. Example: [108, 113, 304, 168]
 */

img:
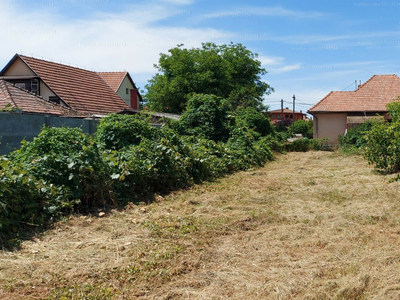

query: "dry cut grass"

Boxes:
[1, 151, 400, 299]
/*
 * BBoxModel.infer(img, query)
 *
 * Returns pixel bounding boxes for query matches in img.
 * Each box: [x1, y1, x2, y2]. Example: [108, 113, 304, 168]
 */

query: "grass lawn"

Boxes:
[1, 151, 400, 299]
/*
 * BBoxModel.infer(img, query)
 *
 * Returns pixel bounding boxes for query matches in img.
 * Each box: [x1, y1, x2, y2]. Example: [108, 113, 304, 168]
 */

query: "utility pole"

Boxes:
[292, 94, 295, 134]
[280, 99, 283, 126]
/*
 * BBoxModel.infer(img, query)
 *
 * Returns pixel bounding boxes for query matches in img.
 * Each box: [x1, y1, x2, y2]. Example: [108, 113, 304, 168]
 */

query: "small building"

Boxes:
[268, 107, 307, 125]
[308, 75, 400, 144]
[98, 72, 142, 110]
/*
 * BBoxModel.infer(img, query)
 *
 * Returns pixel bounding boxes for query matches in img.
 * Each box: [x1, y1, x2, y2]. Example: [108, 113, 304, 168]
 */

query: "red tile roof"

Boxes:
[98, 72, 127, 92]
[269, 107, 305, 114]
[0, 79, 86, 116]
[17, 55, 132, 114]
[309, 75, 400, 113]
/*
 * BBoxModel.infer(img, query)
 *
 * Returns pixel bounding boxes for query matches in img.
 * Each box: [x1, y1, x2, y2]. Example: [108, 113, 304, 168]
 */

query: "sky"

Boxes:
[1, 0, 400, 114]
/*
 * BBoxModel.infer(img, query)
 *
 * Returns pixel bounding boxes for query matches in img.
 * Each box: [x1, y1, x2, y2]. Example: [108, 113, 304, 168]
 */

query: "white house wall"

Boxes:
[313, 113, 347, 144]
[117, 76, 135, 106]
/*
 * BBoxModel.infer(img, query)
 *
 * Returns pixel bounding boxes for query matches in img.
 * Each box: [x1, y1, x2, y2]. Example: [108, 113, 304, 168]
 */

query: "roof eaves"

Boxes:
[124, 72, 143, 102]
[0, 53, 19, 75]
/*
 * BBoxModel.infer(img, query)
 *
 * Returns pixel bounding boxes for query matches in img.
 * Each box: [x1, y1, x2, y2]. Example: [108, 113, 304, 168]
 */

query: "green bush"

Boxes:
[338, 121, 375, 149]
[107, 137, 191, 200]
[235, 106, 275, 137]
[0, 158, 71, 237]
[283, 137, 330, 152]
[10, 127, 112, 210]
[96, 113, 160, 150]
[293, 119, 313, 138]
[176, 94, 234, 142]
[364, 121, 400, 173]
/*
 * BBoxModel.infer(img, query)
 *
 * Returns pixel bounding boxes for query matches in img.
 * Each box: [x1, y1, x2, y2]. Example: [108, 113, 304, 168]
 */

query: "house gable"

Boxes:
[98, 71, 142, 110]
[1, 54, 132, 115]
[309, 75, 400, 114]
[1, 55, 35, 76]
[308, 74, 400, 144]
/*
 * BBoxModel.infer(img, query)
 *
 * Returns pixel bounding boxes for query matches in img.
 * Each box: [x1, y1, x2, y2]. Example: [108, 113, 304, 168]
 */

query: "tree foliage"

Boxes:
[144, 42, 273, 113]
[293, 119, 313, 138]
[174, 94, 234, 142]
[364, 102, 400, 174]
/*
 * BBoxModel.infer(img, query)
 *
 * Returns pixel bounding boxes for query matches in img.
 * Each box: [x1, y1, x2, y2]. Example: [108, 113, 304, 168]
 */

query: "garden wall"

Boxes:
[0, 113, 99, 155]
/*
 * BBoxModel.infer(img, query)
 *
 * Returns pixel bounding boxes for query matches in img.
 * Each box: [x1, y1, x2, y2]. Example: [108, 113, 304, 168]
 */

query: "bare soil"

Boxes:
[1, 151, 400, 299]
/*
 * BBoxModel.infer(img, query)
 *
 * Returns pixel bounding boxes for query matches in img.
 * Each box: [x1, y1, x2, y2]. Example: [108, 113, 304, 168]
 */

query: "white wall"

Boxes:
[117, 76, 135, 106]
[313, 113, 347, 144]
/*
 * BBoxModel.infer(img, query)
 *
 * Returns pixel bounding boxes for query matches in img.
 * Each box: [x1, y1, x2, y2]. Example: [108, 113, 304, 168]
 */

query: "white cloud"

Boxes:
[258, 55, 284, 67]
[273, 31, 400, 45]
[271, 63, 302, 73]
[0, 1, 221, 87]
[159, 0, 194, 4]
[203, 6, 326, 19]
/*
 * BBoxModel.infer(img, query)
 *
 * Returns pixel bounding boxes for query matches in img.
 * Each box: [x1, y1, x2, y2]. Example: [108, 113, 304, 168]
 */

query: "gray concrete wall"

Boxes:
[0, 113, 99, 155]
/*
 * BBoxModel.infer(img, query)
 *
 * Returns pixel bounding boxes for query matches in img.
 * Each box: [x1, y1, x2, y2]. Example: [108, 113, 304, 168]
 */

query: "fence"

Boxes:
[0, 113, 99, 155]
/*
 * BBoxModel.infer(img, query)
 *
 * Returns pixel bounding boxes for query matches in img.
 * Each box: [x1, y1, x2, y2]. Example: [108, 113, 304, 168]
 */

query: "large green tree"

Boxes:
[144, 42, 273, 113]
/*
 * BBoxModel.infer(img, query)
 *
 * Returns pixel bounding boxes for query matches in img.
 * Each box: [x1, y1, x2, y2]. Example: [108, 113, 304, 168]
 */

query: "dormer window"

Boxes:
[49, 96, 61, 104]
[14, 82, 26, 89]
[31, 79, 39, 94]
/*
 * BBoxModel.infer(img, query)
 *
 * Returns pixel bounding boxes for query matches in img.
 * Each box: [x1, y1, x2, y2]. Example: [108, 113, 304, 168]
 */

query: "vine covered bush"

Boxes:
[1, 96, 326, 244]
[363, 103, 400, 173]
[0, 158, 71, 236]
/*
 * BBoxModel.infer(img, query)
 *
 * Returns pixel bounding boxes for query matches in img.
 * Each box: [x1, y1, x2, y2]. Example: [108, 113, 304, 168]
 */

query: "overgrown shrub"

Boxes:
[222, 123, 273, 171]
[338, 121, 375, 149]
[0, 158, 71, 237]
[364, 121, 400, 173]
[10, 127, 112, 210]
[235, 106, 275, 137]
[283, 138, 330, 152]
[96, 113, 160, 150]
[361, 102, 400, 173]
[107, 137, 191, 200]
[292, 119, 313, 138]
[176, 94, 234, 142]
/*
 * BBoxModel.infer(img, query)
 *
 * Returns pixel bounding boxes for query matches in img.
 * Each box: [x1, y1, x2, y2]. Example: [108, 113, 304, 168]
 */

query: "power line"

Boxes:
[341, 80, 356, 91]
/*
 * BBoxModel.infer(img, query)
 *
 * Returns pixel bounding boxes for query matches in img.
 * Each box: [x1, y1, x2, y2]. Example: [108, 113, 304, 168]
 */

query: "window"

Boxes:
[15, 82, 26, 89]
[31, 79, 39, 94]
[126, 88, 129, 95]
[49, 96, 61, 104]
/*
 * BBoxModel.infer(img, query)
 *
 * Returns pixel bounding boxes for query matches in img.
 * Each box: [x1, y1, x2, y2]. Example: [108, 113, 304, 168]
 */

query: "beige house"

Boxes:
[308, 75, 400, 144]
[0, 54, 134, 115]
[98, 72, 141, 111]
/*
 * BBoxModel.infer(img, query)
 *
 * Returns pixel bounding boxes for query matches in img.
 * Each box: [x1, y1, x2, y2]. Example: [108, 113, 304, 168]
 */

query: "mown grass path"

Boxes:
[1, 151, 400, 299]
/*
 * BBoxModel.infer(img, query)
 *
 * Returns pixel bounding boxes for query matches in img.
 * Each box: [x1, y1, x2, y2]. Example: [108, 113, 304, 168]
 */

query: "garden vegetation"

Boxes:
[0, 93, 288, 244]
[339, 101, 400, 175]
[0, 93, 326, 246]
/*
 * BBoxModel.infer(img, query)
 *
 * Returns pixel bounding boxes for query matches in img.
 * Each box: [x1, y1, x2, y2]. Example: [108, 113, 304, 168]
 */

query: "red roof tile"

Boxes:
[269, 108, 305, 114]
[0, 79, 86, 116]
[309, 75, 400, 113]
[18, 55, 131, 114]
[98, 72, 126, 92]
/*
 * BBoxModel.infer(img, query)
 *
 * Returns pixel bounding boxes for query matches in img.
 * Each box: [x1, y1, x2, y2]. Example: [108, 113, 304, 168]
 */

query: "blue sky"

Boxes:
[1, 0, 400, 113]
